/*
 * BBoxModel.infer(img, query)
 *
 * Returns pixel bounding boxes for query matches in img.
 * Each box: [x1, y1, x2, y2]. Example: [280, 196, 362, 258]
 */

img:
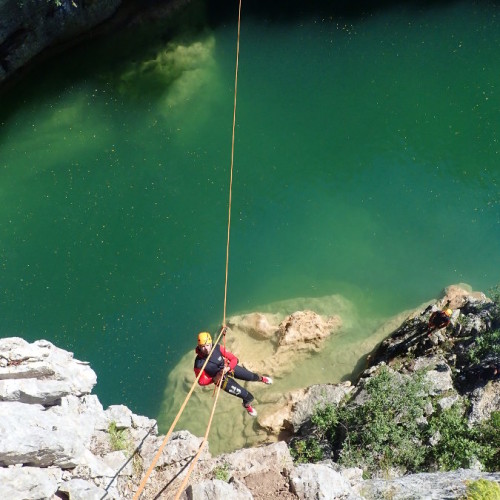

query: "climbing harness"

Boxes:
[132, 1, 243, 498]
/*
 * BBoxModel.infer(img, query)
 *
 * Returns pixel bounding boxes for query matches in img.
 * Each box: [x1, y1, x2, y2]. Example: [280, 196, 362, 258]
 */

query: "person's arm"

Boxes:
[219, 346, 238, 371]
[194, 367, 213, 386]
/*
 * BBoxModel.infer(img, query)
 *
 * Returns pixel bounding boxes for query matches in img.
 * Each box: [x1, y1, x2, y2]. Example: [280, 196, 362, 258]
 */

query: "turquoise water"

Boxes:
[0, 1, 499, 429]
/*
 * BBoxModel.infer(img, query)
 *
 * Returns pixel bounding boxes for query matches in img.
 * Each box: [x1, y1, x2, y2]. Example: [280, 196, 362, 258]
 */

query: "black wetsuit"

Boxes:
[194, 344, 260, 406]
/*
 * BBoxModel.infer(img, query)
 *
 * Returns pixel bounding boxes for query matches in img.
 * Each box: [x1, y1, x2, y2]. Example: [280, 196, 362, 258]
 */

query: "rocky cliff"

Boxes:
[0, 0, 123, 83]
[0, 284, 499, 499]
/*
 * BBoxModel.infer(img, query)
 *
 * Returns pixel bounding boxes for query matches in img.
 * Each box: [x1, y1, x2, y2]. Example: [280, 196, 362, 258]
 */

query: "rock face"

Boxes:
[289, 285, 500, 491]
[0, 337, 162, 499]
[0, 0, 122, 83]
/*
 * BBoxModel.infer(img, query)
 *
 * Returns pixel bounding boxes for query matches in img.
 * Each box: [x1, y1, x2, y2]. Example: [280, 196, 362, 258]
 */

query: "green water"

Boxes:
[0, 1, 499, 439]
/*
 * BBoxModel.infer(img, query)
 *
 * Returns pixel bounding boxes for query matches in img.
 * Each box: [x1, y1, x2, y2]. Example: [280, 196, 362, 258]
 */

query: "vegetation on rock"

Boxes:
[291, 366, 499, 478]
[465, 479, 500, 500]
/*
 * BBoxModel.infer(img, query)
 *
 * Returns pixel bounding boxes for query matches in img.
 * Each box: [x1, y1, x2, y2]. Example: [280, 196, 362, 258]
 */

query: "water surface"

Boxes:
[0, 1, 498, 450]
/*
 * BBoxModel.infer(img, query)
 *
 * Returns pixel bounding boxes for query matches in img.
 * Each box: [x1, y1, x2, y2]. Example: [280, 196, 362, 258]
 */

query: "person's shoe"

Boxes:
[243, 403, 257, 417]
[261, 376, 273, 385]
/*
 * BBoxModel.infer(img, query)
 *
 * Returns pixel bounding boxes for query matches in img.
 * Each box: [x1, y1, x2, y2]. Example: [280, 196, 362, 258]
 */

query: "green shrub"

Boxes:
[465, 479, 500, 500]
[301, 368, 499, 477]
[212, 462, 231, 482]
[311, 367, 431, 476]
[427, 403, 486, 470]
[108, 421, 129, 451]
[290, 437, 324, 464]
[476, 411, 500, 471]
[468, 330, 500, 365]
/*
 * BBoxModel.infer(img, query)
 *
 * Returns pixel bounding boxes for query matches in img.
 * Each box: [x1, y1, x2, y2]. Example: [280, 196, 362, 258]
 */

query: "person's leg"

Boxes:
[222, 376, 254, 406]
[232, 364, 260, 382]
[232, 365, 273, 385]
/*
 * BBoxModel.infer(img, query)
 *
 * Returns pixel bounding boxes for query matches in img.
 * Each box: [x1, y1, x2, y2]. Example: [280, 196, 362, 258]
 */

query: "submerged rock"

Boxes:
[226, 308, 342, 377]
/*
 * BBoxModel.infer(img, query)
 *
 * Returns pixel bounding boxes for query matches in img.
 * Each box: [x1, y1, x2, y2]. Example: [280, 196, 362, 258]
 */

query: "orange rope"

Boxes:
[132, 329, 225, 500]
[223, 0, 242, 329]
[173, 380, 224, 499]
[132, 1, 243, 497]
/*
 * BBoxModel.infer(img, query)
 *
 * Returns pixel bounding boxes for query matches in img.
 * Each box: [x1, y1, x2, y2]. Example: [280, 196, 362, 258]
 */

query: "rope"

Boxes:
[131, 330, 225, 500]
[132, 1, 243, 497]
[173, 378, 223, 499]
[223, 0, 242, 329]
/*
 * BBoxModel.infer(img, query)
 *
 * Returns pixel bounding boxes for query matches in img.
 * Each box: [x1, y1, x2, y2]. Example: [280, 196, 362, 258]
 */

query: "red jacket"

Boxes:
[193, 344, 238, 385]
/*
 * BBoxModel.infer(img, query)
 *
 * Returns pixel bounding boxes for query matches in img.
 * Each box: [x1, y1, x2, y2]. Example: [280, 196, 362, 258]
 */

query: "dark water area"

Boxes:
[0, 0, 499, 428]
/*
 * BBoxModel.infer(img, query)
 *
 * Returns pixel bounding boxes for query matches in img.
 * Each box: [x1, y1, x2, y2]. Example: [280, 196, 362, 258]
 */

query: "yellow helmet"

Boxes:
[197, 332, 212, 346]
[445, 308, 452, 317]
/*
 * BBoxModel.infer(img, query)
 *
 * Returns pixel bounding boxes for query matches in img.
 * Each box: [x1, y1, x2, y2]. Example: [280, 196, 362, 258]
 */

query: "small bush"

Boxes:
[290, 437, 324, 464]
[312, 367, 431, 476]
[108, 421, 129, 451]
[427, 403, 485, 470]
[476, 411, 500, 471]
[212, 462, 231, 482]
[465, 479, 500, 500]
[468, 330, 500, 365]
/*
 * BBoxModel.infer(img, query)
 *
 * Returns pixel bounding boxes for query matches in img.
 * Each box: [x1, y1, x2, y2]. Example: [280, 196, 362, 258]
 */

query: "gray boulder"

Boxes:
[58, 478, 108, 500]
[0, 337, 97, 404]
[0, 401, 87, 467]
[0, 0, 122, 83]
[186, 478, 253, 500]
[290, 463, 361, 499]
[358, 469, 500, 500]
[0, 466, 61, 500]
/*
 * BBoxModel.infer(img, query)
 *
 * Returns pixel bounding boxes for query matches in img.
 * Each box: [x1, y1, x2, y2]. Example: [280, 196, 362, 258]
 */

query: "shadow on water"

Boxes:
[0, 0, 208, 123]
[206, 0, 473, 25]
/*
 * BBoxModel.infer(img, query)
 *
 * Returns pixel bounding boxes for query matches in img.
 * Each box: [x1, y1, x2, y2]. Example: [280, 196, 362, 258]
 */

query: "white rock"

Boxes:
[105, 404, 133, 429]
[290, 463, 357, 499]
[102, 450, 134, 476]
[140, 430, 209, 469]
[0, 338, 96, 404]
[73, 449, 117, 478]
[0, 401, 86, 467]
[0, 378, 72, 404]
[187, 478, 253, 500]
[58, 478, 108, 500]
[0, 466, 61, 499]
[220, 441, 293, 476]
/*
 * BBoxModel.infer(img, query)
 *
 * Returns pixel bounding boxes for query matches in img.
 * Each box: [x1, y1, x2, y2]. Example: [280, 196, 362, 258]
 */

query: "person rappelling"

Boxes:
[427, 307, 453, 335]
[193, 328, 273, 417]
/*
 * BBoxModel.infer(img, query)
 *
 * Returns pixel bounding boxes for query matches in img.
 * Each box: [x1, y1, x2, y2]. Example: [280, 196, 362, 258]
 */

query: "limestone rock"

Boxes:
[468, 380, 500, 425]
[224, 308, 342, 378]
[277, 310, 341, 355]
[58, 478, 108, 500]
[0, 0, 122, 83]
[441, 284, 490, 309]
[290, 382, 353, 432]
[0, 466, 61, 500]
[105, 404, 133, 429]
[227, 312, 281, 341]
[186, 478, 253, 500]
[290, 463, 360, 499]
[358, 470, 500, 500]
[413, 356, 454, 396]
[102, 450, 134, 477]
[0, 337, 96, 404]
[0, 401, 86, 467]
[140, 430, 210, 470]
[217, 441, 294, 478]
